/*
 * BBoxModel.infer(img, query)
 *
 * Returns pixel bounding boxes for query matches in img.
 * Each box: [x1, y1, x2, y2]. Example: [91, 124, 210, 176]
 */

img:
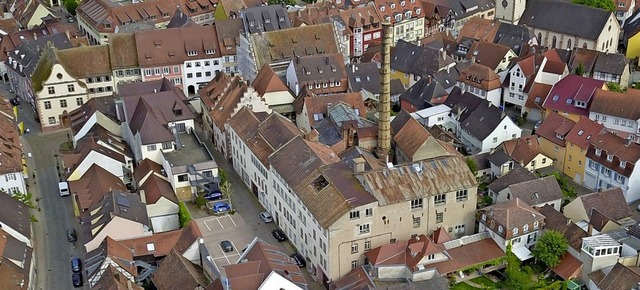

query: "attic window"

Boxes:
[552, 95, 560, 101]
[174, 109, 183, 116]
[390, 3, 395, 9]
[621, 161, 627, 168]
[577, 130, 584, 136]
[187, 51, 198, 56]
[205, 49, 215, 55]
[607, 154, 613, 162]
[595, 148, 602, 156]
[146, 243, 155, 251]
[312, 175, 329, 191]
[534, 96, 541, 103]
[566, 98, 573, 104]
[380, 6, 385, 12]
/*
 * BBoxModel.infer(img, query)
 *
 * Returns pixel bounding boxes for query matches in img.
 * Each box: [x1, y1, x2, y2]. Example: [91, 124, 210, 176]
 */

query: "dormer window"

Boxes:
[416, 8, 421, 14]
[523, 224, 529, 233]
[264, 18, 271, 23]
[105, 23, 111, 28]
[621, 161, 627, 168]
[595, 148, 602, 156]
[205, 49, 215, 55]
[401, 0, 405, 6]
[555, 133, 564, 140]
[249, 20, 255, 26]
[533, 221, 539, 229]
[174, 109, 182, 116]
[498, 225, 503, 234]
[187, 51, 198, 56]
[390, 3, 396, 9]
[395, 14, 402, 21]
[405, 11, 412, 18]
[380, 6, 385, 12]
[513, 227, 519, 236]
[607, 154, 613, 162]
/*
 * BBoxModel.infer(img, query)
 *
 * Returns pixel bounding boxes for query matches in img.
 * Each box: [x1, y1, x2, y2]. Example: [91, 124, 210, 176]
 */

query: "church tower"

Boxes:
[495, 0, 526, 24]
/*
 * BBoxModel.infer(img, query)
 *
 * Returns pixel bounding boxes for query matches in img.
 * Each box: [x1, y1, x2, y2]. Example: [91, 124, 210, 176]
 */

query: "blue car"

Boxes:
[213, 202, 231, 213]
[203, 191, 223, 201]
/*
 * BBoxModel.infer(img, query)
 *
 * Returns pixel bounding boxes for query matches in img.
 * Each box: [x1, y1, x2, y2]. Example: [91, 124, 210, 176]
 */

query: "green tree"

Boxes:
[267, 0, 296, 5]
[63, 0, 79, 15]
[218, 168, 227, 185]
[572, 0, 615, 11]
[532, 230, 569, 268]
[607, 82, 624, 93]
[220, 181, 233, 210]
[503, 243, 534, 290]
[465, 157, 479, 176]
[574, 63, 585, 76]
[178, 202, 191, 227]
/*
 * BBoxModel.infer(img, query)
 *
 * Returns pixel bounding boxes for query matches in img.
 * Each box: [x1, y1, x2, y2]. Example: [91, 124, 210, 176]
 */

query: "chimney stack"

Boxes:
[33, 32, 37, 40]
[376, 20, 392, 162]
[626, 136, 633, 146]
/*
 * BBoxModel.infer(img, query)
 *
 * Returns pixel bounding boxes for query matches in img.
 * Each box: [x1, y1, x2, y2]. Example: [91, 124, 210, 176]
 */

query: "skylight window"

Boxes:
[577, 130, 584, 136]
[552, 95, 560, 101]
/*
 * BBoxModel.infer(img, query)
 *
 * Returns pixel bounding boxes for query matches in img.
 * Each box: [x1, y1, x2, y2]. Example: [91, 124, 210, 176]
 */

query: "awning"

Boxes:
[512, 246, 533, 261]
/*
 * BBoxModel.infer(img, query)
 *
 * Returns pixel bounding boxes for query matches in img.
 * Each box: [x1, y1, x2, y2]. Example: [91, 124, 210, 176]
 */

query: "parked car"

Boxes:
[212, 202, 231, 213]
[290, 253, 306, 267]
[220, 240, 233, 252]
[271, 229, 287, 242]
[534, 120, 543, 131]
[72, 273, 83, 288]
[203, 191, 223, 201]
[259, 211, 273, 223]
[9, 97, 19, 106]
[71, 257, 82, 273]
[67, 16, 75, 23]
[66, 228, 77, 242]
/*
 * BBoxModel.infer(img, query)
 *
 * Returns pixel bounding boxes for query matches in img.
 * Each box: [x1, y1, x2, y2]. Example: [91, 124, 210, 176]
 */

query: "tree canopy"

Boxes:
[572, 0, 615, 11]
[607, 82, 625, 93]
[532, 230, 569, 268]
[503, 243, 535, 290]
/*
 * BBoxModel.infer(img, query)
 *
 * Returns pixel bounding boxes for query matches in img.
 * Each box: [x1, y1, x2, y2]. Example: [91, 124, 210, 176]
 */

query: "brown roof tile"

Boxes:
[458, 63, 501, 91]
[135, 26, 220, 68]
[214, 18, 244, 57]
[217, 0, 247, 18]
[551, 253, 582, 280]
[329, 267, 375, 290]
[152, 249, 208, 289]
[588, 270, 606, 285]
[298, 92, 365, 128]
[252, 64, 290, 96]
[587, 131, 640, 178]
[536, 204, 588, 251]
[479, 198, 545, 239]
[373, 0, 423, 25]
[0, 100, 22, 176]
[525, 82, 552, 109]
[93, 265, 145, 290]
[536, 112, 575, 147]
[199, 72, 232, 110]
[427, 238, 505, 275]
[250, 23, 339, 68]
[56, 45, 112, 78]
[116, 230, 182, 258]
[69, 164, 127, 212]
[466, 41, 512, 71]
[133, 158, 163, 185]
[565, 116, 604, 149]
[579, 187, 632, 221]
[597, 263, 640, 290]
[140, 174, 178, 205]
[173, 220, 202, 255]
[360, 155, 477, 206]
[67, 96, 119, 136]
[393, 117, 432, 157]
[108, 33, 139, 69]
[291, 53, 348, 93]
[456, 17, 500, 42]
[487, 166, 537, 193]
[209, 76, 248, 130]
[590, 88, 640, 121]
[501, 136, 544, 165]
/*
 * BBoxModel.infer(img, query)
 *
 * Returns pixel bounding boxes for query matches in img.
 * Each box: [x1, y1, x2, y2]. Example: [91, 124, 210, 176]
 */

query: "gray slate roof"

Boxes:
[443, 86, 483, 122]
[391, 40, 454, 77]
[7, 32, 72, 77]
[594, 52, 629, 75]
[400, 78, 448, 109]
[0, 191, 31, 239]
[487, 166, 537, 193]
[487, 150, 512, 166]
[81, 191, 149, 240]
[346, 63, 405, 95]
[493, 23, 532, 55]
[460, 100, 506, 140]
[507, 176, 563, 206]
[519, 0, 614, 40]
[242, 5, 291, 34]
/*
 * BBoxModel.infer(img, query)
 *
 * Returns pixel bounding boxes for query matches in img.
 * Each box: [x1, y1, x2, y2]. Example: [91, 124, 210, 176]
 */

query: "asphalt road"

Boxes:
[1, 83, 86, 290]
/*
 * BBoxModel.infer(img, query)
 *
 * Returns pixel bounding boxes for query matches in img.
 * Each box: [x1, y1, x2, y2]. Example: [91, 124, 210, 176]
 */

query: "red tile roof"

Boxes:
[564, 116, 604, 149]
[427, 238, 505, 275]
[525, 82, 551, 110]
[365, 234, 443, 271]
[542, 75, 605, 117]
[551, 253, 582, 280]
[501, 136, 543, 165]
[590, 88, 640, 121]
[587, 131, 640, 178]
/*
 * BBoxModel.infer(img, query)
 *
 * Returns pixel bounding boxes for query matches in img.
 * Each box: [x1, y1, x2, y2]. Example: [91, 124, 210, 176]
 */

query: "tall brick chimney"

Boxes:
[376, 20, 392, 163]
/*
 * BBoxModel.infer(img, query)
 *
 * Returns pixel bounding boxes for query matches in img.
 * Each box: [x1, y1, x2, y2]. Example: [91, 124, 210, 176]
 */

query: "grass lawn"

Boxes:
[451, 282, 481, 290]
[451, 276, 500, 290]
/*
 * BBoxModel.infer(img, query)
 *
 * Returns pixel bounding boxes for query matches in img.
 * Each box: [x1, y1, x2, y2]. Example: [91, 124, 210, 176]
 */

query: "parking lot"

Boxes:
[195, 214, 256, 276]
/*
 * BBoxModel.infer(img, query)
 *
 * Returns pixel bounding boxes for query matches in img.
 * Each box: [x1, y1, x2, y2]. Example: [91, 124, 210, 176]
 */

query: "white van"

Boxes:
[58, 181, 69, 196]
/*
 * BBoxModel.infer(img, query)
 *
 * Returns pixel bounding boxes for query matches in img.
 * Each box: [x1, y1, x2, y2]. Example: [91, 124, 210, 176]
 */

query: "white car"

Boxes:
[259, 211, 273, 223]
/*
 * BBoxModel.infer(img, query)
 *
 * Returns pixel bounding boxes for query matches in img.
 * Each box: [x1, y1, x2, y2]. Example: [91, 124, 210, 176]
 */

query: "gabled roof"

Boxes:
[460, 100, 512, 140]
[535, 112, 575, 147]
[590, 88, 640, 120]
[68, 96, 119, 136]
[6, 32, 72, 78]
[242, 4, 291, 34]
[578, 187, 632, 221]
[456, 17, 499, 42]
[391, 40, 455, 77]
[588, 130, 640, 165]
[594, 51, 629, 75]
[359, 156, 477, 206]
[56, 44, 112, 78]
[551, 253, 582, 281]
[296, 92, 366, 128]
[443, 86, 484, 122]
[0, 187, 30, 239]
[537, 204, 588, 251]
[120, 78, 194, 144]
[81, 191, 149, 240]
[501, 136, 544, 165]
[140, 173, 178, 205]
[133, 158, 163, 185]
[525, 82, 552, 110]
[214, 18, 244, 57]
[134, 26, 221, 67]
[252, 64, 289, 96]
[507, 176, 563, 206]
[399, 77, 448, 109]
[209, 76, 248, 130]
[479, 198, 545, 239]
[347, 63, 405, 96]
[92, 265, 144, 290]
[543, 74, 605, 117]
[564, 116, 603, 149]
[466, 41, 512, 71]
[152, 249, 208, 289]
[596, 263, 640, 290]
[108, 33, 139, 69]
[173, 220, 202, 256]
[365, 234, 443, 270]
[116, 230, 182, 259]
[390, 109, 413, 135]
[0, 101, 22, 176]
[250, 23, 339, 68]
[393, 117, 432, 157]
[568, 48, 598, 75]
[329, 267, 375, 290]
[457, 63, 501, 91]
[69, 164, 127, 211]
[487, 166, 537, 193]
[520, 0, 615, 40]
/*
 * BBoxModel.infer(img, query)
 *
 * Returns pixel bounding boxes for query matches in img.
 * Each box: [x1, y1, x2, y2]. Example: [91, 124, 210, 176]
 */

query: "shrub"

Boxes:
[178, 202, 191, 227]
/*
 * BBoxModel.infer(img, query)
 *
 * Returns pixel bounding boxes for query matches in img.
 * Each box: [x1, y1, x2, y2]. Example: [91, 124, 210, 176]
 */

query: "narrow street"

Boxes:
[1, 82, 86, 290]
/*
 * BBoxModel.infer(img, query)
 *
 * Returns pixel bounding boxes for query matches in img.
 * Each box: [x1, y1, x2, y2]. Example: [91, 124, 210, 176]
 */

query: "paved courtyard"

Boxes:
[195, 214, 255, 276]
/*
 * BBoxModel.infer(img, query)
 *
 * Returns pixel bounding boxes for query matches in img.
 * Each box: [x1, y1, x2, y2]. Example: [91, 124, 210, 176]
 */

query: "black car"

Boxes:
[72, 273, 83, 288]
[9, 97, 19, 106]
[290, 253, 306, 267]
[71, 257, 82, 273]
[220, 240, 233, 252]
[66, 228, 77, 242]
[203, 191, 223, 201]
[271, 229, 287, 242]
